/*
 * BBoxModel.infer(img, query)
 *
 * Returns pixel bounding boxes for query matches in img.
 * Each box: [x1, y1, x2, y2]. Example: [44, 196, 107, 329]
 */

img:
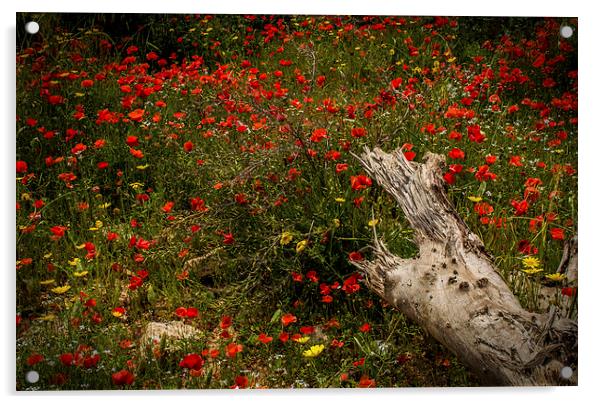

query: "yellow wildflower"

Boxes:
[296, 240, 308, 254]
[136, 164, 150, 170]
[302, 344, 325, 358]
[43, 252, 53, 259]
[332, 218, 341, 228]
[37, 314, 56, 321]
[335, 197, 346, 203]
[295, 336, 310, 344]
[98, 202, 111, 209]
[68, 258, 81, 266]
[89, 220, 103, 231]
[468, 196, 482, 203]
[368, 218, 379, 227]
[522, 256, 541, 269]
[40, 279, 55, 285]
[280, 231, 294, 246]
[545, 273, 567, 282]
[73, 271, 88, 278]
[51, 285, 71, 294]
[129, 182, 144, 190]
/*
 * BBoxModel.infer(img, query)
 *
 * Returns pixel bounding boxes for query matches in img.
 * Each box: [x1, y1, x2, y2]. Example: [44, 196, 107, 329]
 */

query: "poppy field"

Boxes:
[16, 14, 577, 390]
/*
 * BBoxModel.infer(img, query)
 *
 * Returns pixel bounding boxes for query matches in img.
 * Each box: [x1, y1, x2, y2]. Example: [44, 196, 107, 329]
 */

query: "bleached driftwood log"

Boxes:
[352, 147, 577, 386]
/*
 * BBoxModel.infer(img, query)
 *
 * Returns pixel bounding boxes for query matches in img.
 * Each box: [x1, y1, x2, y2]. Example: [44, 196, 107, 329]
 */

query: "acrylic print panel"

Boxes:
[15, 13, 577, 390]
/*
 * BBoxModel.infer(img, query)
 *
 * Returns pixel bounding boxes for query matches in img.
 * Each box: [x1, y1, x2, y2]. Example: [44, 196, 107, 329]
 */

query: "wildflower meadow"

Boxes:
[16, 14, 577, 389]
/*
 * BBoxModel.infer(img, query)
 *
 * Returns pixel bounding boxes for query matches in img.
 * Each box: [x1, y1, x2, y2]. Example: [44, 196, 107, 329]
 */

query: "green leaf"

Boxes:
[269, 308, 282, 324]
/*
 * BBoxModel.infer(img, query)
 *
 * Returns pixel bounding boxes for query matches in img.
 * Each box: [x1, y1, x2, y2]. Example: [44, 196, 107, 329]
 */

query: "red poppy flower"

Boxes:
[59, 353, 74, 366]
[532, 53, 545, 68]
[128, 275, 144, 290]
[220, 315, 233, 329]
[359, 323, 371, 333]
[358, 374, 376, 388]
[48, 95, 64, 105]
[310, 128, 328, 143]
[233, 375, 249, 389]
[509, 155, 523, 167]
[83, 298, 96, 308]
[550, 228, 565, 240]
[342, 273, 361, 294]
[112, 369, 135, 385]
[351, 127, 367, 138]
[353, 357, 366, 367]
[190, 197, 209, 212]
[467, 124, 486, 143]
[49, 225, 67, 238]
[179, 353, 204, 371]
[404, 151, 416, 161]
[129, 148, 144, 159]
[474, 202, 493, 216]
[448, 130, 462, 141]
[83, 354, 100, 368]
[348, 251, 364, 262]
[517, 239, 538, 255]
[258, 333, 273, 344]
[183, 141, 194, 152]
[485, 155, 497, 165]
[225, 343, 243, 358]
[27, 353, 44, 366]
[443, 172, 456, 185]
[390, 77, 403, 89]
[511, 199, 529, 216]
[16, 161, 28, 174]
[322, 295, 333, 303]
[305, 270, 319, 283]
[350, 175, 372, 191]
[234, 193, 249, 205]
[448, 148, 465, 160]
[222, 233, 235, 245]
[186, 307, 199, 318]
[561, 287, 576, 297]
[128, 109, 145, 122]
[300, 325, 315, 335]
[125, 135, 139, 147]
[475, 165, 496, 182]
[335, 163, 349, 174]
[175, 307, 188, 318]
[162, 201, 174, 213]
[281, 313, 297, 327]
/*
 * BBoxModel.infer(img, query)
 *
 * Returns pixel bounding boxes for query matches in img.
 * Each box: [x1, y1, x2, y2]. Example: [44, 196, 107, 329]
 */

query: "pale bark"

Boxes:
[352, 147, 577, 386]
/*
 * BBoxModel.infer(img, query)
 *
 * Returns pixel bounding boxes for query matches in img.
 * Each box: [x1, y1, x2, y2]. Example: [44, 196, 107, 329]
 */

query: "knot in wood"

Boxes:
[476, 278, 489, 288]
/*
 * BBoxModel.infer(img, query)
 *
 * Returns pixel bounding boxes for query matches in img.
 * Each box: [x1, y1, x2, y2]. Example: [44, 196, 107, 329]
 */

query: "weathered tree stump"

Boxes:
[352, 147, 577, 386]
